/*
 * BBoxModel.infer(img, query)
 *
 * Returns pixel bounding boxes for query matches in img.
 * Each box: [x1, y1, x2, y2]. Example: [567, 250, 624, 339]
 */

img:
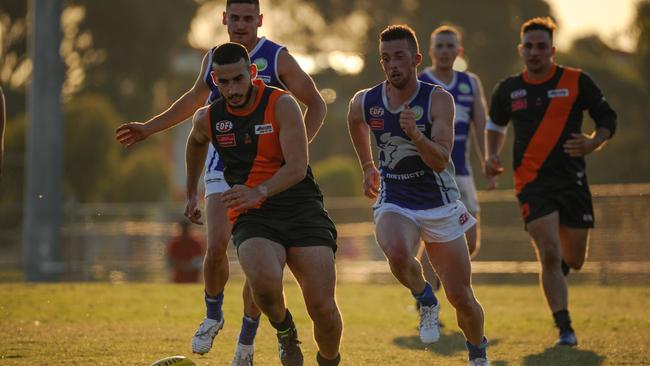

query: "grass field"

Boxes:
[0, 279, 648, 365]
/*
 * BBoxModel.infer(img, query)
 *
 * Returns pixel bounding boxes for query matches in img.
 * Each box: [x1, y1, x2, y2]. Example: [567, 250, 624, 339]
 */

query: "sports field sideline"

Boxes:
[0, 280, 648, 365]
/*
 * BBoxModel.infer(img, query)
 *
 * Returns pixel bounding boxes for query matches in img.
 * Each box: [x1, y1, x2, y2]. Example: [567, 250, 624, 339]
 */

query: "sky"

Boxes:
[547, 0, 641, 51]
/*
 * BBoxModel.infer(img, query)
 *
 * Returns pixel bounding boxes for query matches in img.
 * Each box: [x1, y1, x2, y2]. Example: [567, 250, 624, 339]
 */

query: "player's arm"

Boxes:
[0, 86, 5, 176]
[469, 73, 488, 164]
[485, 81, 510, 182]
[347, 90, 380, 199]
[277, 50, 327, 142]
[563, 72, 617, 157]
[221, 94, 308, 211]
[184, 106, 212, 225]
[402, 89, 454, 173]
[116, 52, 212, 148]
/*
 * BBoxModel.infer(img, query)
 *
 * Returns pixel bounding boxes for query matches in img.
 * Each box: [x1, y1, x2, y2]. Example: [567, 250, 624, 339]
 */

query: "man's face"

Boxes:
[380, 39, 422, 90]
[431, 32, 461, 69]
[519, 30, 555, 73]
[211, 59, 255, 108]
[223, 3, 262, 47]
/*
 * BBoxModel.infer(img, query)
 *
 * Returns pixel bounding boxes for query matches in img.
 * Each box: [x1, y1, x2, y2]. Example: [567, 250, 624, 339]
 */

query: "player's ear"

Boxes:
[222, 11, 227, 25]
[210, 70, 217, 85]
[517, 43, 524, 57]
[250, 63, 258, 80]
[415, 52, 423, 67]
[258, 14, 263, 27]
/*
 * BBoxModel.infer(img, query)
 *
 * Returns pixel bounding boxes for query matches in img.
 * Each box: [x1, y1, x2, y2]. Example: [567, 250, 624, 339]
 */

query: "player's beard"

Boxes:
[227, 84, 254, 109]
[388, 68, 412, 90]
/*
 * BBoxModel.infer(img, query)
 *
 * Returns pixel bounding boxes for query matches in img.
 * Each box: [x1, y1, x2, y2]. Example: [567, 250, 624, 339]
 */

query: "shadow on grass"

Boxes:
[393, 330, 502, 359]
[523, 346, 605, 366]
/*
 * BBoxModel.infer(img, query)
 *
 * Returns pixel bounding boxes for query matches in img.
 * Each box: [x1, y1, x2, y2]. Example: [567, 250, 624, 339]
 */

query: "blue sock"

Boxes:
[205, 291, 224, 321]
[238, 314, 260, 345]
[466, 337, 488, 360]
[412, 282, 438, 307]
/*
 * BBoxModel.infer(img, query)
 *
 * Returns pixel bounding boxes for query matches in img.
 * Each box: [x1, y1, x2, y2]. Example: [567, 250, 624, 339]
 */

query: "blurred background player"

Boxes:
[114, 0, 326, 363]
[486, 17, 617, 347]
[167, 220, 206, 284]
[0, 85, 5, 176]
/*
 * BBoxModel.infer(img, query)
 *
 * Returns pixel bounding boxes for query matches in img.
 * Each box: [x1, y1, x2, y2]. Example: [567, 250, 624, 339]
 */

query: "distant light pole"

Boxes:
[23, 0, 65, 281]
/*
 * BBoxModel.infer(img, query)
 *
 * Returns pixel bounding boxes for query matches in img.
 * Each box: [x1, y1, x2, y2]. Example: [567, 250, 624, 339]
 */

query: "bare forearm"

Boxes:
[304, 99, 327, 142]
[257, 162, 306, 197]
[413, 134, 449, 172]
[591, 127, 612, 151]
[487, 130, 506, 157]
[148, 90, 204, 135]
[348, 122, 374, 168]
[185, 140, 208, 198]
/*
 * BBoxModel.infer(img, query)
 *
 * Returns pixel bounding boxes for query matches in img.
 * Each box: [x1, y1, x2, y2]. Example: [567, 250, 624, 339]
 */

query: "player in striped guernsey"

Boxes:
[347, 25, 490, 366]
[114, 1, 326, 364]
[486, 17, 617, 347]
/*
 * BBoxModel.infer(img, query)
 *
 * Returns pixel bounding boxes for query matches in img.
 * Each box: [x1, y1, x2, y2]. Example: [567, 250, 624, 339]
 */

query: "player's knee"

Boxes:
[537, 245, 562, 267]
[385, 246, 412, 269]
[306, 297, 339, 324]
[445, 286, 474, 311]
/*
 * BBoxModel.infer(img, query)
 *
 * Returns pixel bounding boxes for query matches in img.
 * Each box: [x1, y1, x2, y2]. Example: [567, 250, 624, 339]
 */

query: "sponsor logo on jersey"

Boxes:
[254, 124, 274, 135]
[456, 95, 474, 103]
[244, 133, 252, 144]
[410, 106, 424, 121]
[217, 133, 236, 147]
[510, 89, 527, 99]
[253, 57, 268, 72]
[215, 120, 233, 133]
[511, 98, 527, 111]
[458, 82, 471, 94]
[548, 88, 569, 98]
[370, 106, 384, 117]
[459, 212, 470, 225]
[257, 75, 271, 84]
[370, 118, 384, 130]
[417, 124, 426, 131]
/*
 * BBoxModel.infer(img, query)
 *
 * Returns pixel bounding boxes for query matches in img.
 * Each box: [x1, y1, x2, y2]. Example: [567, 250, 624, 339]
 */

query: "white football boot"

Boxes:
[231, 342, 254, 366]
[192, 317, 224, 355]
[418, 303, 440, 343]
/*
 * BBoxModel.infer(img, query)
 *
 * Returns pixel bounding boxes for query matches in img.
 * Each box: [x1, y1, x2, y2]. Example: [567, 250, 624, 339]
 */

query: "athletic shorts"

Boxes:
[232, 200, 338, 251]
[373, 200, 476, 243]
[204, 169, 229, 198]
[517, 184, 595, 228]
[455, 175, 480, 214]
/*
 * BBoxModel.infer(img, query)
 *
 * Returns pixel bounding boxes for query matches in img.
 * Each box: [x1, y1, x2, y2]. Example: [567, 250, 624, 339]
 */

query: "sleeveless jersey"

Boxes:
[362, 81, 460, 210]
[204, 37, 288, 175]
[419, 70, 476, 176]
[208, 80, 323, 222]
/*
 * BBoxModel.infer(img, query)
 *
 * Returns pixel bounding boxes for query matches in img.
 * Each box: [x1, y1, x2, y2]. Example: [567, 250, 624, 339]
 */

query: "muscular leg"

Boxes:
[242, 279, 263, 318]
[203, 194, 232, 297]
[375, 212, 426, 294]
[527, 212, 567, 312]
[465, 212, 480, 258]
[559, 226, 590, 271]
[287, 246, 342, 360]
[425, 235, 485, 345]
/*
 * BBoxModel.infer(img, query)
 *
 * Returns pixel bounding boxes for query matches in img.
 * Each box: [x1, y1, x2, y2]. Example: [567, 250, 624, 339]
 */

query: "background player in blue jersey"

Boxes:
[486, 17, 617, 347]
[114, 1, 326, 364]
[347, 25, 489, 366]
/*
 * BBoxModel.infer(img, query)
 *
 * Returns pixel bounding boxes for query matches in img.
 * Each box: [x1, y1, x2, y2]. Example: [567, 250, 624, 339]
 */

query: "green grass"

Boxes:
[0, 280, 649, 365]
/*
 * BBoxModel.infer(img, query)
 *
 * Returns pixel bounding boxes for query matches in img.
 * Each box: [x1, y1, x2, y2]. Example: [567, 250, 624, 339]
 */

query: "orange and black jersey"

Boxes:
[208, 80, 324, 222]
[489, 64, 617, 194]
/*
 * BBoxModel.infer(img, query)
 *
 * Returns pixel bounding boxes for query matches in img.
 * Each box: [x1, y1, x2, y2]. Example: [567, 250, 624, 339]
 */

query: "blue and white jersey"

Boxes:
[362, 81, 460, 210]
[203, 37, 288, 175]
[419, 70, 476, 176]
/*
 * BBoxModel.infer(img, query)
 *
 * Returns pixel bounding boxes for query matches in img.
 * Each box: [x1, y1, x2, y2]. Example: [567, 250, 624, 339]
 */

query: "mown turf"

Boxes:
[0, 280, 648, 365]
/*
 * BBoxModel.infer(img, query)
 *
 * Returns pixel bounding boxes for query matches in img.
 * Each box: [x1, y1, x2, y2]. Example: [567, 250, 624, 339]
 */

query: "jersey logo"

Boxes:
[511, 98, 527, 111]
[510, 89, 527, 99]
[216, 133, 236, 148]
[548, 88, 569, 98]
[410, 106, 424, 121]
[458, 82, 471, 94]
[459, 212, 470, 225]
[254, 124, 274, 135]
[370, 106, 384, 117]
[456, 95, 474, 103]
[370, 119, 384, 130]
[257, 75, 272, 84]
[253, 57, 268, 72]
[215, 120, 233, 133]
[378, 133, 420, 170]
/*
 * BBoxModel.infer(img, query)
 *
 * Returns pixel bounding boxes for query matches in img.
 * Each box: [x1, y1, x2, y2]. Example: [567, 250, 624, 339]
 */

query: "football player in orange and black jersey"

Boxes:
[486, 17, 617, 347]
[185, 42, 341, 366]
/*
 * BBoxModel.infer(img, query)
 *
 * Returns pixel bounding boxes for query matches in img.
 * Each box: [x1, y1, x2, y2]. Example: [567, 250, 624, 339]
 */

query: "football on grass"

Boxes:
[149, 355, 196, 366]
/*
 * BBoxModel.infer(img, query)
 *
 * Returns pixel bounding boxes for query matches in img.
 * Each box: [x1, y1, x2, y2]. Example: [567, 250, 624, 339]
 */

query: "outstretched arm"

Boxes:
[184, 106, 212, 225]
[116, 52, 212, 148]
[277, 50, 327, 142]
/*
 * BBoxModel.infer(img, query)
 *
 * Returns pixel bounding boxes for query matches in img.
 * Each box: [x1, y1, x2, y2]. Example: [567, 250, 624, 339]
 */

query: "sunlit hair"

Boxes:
[431, 24, 463, 44]
[226, 0, 259, 11]
[212, 42, 251, 69]
[520, 17, 557, 41]
[379, 24, 419, 54]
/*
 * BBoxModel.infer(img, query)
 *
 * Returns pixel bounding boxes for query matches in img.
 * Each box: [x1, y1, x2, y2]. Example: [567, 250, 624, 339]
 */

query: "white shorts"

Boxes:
[373, 200, 477, 243]
[456, 175, 480, 214]
[204, 169, 230, 198]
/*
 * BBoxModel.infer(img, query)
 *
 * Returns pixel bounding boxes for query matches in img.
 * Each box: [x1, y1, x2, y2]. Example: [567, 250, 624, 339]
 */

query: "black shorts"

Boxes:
[517, 184, 595, 229]
[231, 200, 338, 251]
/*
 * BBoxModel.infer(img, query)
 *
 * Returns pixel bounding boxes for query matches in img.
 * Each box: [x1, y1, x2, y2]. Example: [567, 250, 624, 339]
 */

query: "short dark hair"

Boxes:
[379, 24, 419, 54]
[226, 0, 259, 11]
[431, 24, 463, 44]
[520, 17, 557, 41]
[212, 42, 251, 69]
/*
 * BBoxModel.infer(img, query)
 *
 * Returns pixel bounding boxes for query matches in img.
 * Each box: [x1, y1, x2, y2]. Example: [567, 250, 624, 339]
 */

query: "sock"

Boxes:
[553, 309, 574, 334]
[238, 314, 260, 345]
[466, 336, 488, 360]
[205, 291, 224, 321]
[561, 259, 571, 276]
[317, 352, 341, 366]
[412, 282, 438, 307]
[270, 309, 295, 333]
